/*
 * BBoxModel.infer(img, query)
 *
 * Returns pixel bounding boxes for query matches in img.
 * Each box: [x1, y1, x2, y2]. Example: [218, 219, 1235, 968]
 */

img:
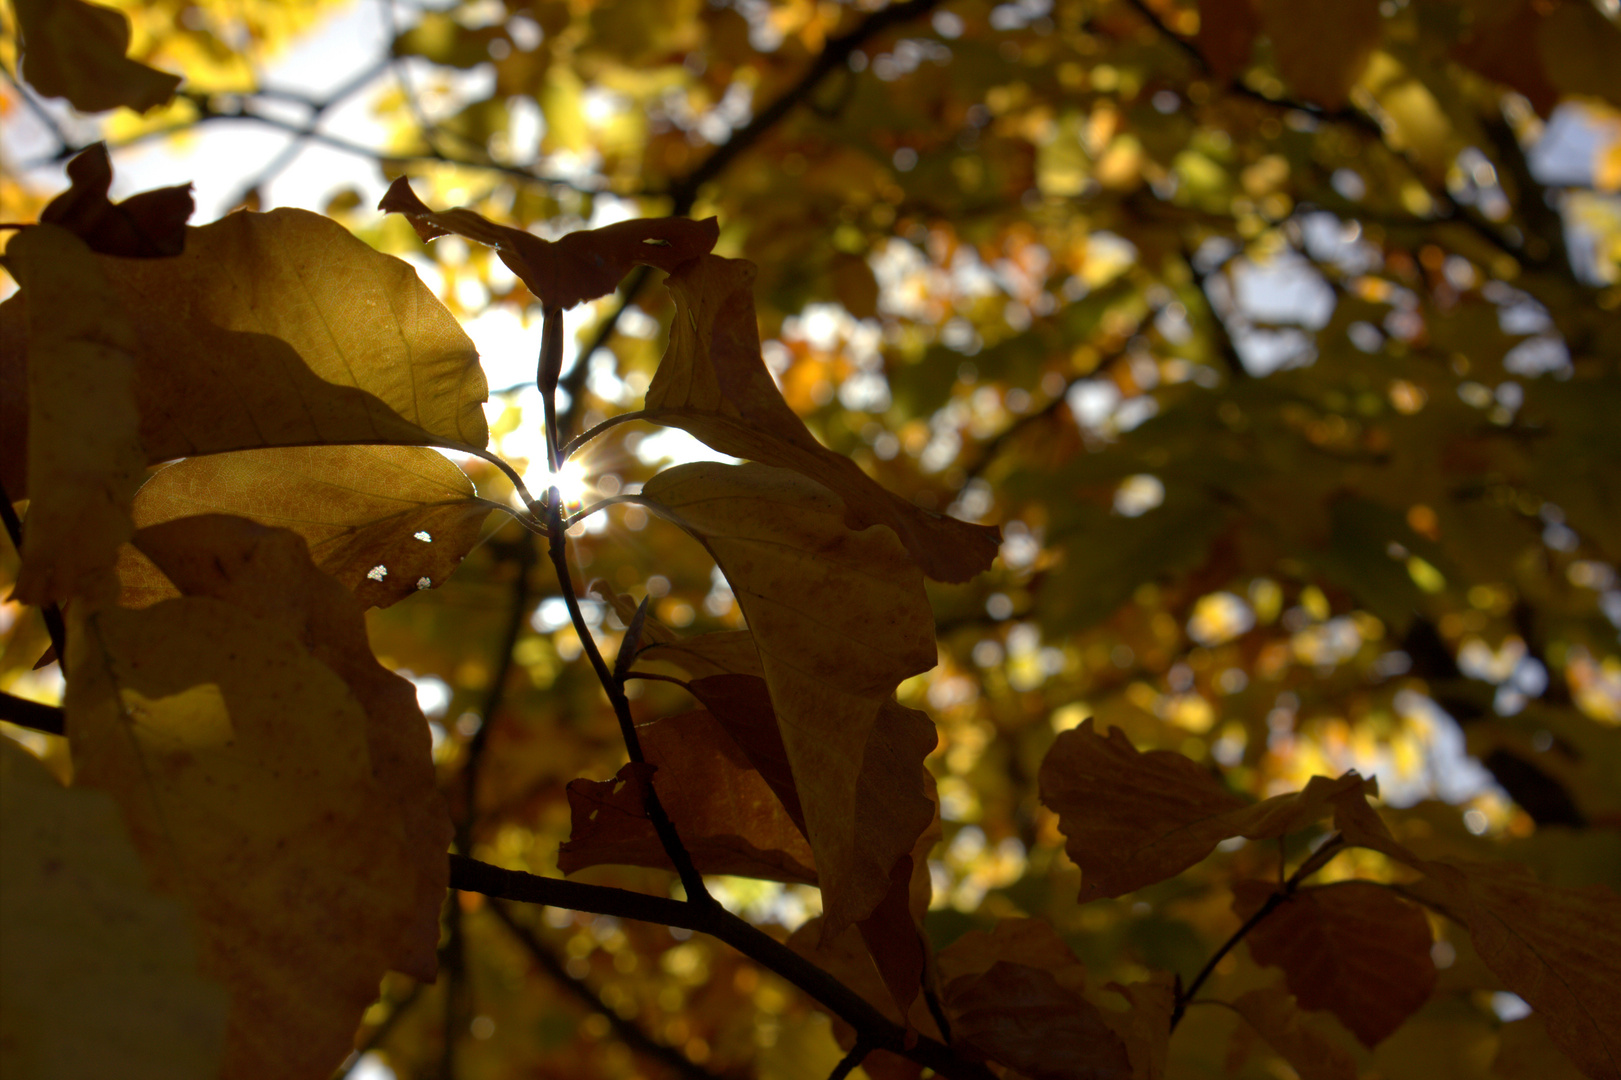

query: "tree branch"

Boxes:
[0, 692, 64, 736]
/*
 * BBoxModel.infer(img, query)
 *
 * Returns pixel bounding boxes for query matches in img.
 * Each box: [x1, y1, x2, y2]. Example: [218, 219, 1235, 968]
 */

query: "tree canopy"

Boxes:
[1, 1, 1620, 1079]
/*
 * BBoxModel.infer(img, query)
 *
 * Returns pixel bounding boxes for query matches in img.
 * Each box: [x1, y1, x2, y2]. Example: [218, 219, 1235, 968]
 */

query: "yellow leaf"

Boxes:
[8, 223, 145, 607]
[0, 740, 228, 1080]
[129, 445, 492, 608]
[638, 461, 937, 937]
[1259, 0, 1382, 110]
[97, 208, 489, 459]
[645, 254, 1001, 583]
[69, 516, 451, 1080]
[1039, 719, 1373, 900]
[12, 0, 181, 113]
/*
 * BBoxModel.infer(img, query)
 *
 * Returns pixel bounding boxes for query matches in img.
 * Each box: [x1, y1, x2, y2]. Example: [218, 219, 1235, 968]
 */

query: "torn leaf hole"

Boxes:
[414, 530, 433, 542]
[367, 565, 388, 581]
[642, 237, 672, 247]
[416, 577, 432, 590]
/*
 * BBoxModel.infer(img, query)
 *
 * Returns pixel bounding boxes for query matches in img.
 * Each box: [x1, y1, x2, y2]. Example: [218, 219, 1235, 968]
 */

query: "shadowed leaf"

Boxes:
[1258, 0, 1381, 110]
[12, 0, 181, 112]
[1232, 879, 1436, 1047]
[40, 144, 193, 258]
[1230, 983, 1358, 1080]
[378, 177, 718, 309]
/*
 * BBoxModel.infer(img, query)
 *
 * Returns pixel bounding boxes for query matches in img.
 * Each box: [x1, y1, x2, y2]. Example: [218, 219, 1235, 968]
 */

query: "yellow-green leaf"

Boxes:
[12, 0, 181, 113]
[130, 445, 493, 608]
[644, 254, 1001, 583]
[9, 223, 145, 607]
[0, 740, 228, 1080]
[638, 461, 937, 936]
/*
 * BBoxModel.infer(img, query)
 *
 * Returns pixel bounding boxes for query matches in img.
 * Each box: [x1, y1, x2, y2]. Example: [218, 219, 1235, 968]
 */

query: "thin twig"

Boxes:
[331, 983, 423, 1080]
[827, 1039, 871, 1080]
[1170, 834, 1348, 1030]
[449, 856, 997, 1080]
[0, 692, 64, 736]
[488, 901, 723, 1080]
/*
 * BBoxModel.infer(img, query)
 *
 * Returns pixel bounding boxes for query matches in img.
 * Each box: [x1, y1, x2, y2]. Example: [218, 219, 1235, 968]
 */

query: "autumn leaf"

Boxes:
[557, 711, 818, 883]
[92, 207, 489, 460]
[1229, 983, 1358, 1080]
[643, 254, 1001, 583]
[0, 295, 25, 500]
[67, 516, 450, 1080]
[7, 223, 145, 607]
[129, 445, 493, 608]
[0, 740, 229, 1080]
[936, 922, 1131, 1080]
[12, 0, 182, 113]
[40, 144, 194, 258]
[1039, 719, 1372, 900]
[1102, 973, 1178, 1080]
[1258, 0, 1381, 110]
[378, 176, 719, 309]
[637, 461, 938, 937]
[1232, 878, 1436, 1046]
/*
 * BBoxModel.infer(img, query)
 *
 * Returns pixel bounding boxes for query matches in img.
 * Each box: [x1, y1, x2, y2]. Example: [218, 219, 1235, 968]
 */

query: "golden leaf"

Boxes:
[0, 740, 228, 1080]
[644, 254, 1001, 583]
[638, 461, 937, 937]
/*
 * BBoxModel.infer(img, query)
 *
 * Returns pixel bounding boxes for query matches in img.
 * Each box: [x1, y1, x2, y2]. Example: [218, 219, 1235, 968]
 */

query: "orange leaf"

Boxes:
[377, 176, 718, 309]
[644, 254, 1001, 583]
[41, 144, 193, 258]
[12, 0, 181, 113]
[1039, 719, 1371, 900]
[557, 713, 817, 883]
[1232, 879, 1436, 1046]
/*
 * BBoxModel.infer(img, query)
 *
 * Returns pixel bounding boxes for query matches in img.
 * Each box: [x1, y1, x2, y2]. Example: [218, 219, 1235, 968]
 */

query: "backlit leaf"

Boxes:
[40, 144, 193, 258]
[378, 177, 718, 309]
[68, 516, 450, 1080]
[8, 223, 145, 607]
[643, 254, 1001, 583]
[1232, 879, 1436, 1046]
[129, 445, 492, 608]
[638, 461, 938, 936]
[0, 740, 228, 1080]
[12, 0, 181, 112]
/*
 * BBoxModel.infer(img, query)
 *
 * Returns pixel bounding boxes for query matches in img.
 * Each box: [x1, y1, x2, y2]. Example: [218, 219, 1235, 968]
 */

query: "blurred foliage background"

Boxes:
[3, 0, 1621, 1077]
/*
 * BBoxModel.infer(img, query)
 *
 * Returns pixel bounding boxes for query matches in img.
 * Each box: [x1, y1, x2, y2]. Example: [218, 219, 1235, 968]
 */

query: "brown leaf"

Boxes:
[643, 254, 1001, 583]
[638, 461, 938, 937]
[1040, 719, 1374, 900]
[0, 295, 25, 500]
[945, 961, 1132, 1080]
[41, 144, 194, 257]
[1102, 973, 1177, 1080]
[1229, 983, 1358, 1080]
[378, 177, 718, 309]
[93, 207, 488, 460]
[1232, 879, 1436, 1046]
[8, 224, 145, 607]
[12, 0, 181, 112]
[687, 673, 806, 831]
[130, 445, 492, 608]
[557, 713, 817, 883]
[1451, 1, 1561, 116]
[1258, 0, 1381, 110]
[69, 516, 450, 1080]
[1197, 0, 1261, 82]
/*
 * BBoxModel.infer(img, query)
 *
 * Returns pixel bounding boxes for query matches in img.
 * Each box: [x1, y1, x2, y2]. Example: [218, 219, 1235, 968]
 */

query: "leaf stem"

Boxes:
[1170, 833, 1348, 1031]
[0, 692, 65, 736]
[827, 1039, 871, 1080]
[542, 488, 712, 906]
[559, 411, 650, 462]
[449, 856, 996, 1080]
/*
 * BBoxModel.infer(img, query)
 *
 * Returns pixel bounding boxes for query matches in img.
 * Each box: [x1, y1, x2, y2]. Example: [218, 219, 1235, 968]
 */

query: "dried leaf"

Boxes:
[1232, 879, 1436, 1046]
[643, 254, 1001, 583]
[8, 224, 145, 607]
[96, 208, 489, 460]
[557, 723, 816, 882]
[945, 961, 1132, 1080]
[0, 740, 228, 1080]
[69, 516, 450, 1080]
[638, 461, 938, 936]
[1229, 983, 1358, 1080]
[378, 177, 718, 309]
[129, 445, 492, 608]
[12, 0, 181, 112]
[1258, 0, 1381, 109]
[41, 144, 194, 257]
[1039, 719, 1372, 900]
